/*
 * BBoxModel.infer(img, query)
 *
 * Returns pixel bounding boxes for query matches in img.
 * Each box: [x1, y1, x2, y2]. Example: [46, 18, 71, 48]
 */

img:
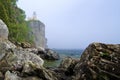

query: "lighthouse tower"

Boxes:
[32, 12, 37, 20]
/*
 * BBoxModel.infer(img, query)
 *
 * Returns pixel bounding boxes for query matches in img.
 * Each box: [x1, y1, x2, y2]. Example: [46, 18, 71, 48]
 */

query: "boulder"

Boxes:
[73, 42, 120, 80]
[5, 71, 21, 80]
[0, 39, 44, 73]
[36, 48, 60, 60]
[59, 57, 79, 75]
[0, 39, 59, 80]
[54, 57, 79, 80]
[44, 49, 60, 60]
[0, 19, 9, 40]
[36, 67, 58, 80]
[0, 39, 16, 50]
[38, 47, 45, 51]
[0, 40, 16, 73]
[0, 50, 44, 74]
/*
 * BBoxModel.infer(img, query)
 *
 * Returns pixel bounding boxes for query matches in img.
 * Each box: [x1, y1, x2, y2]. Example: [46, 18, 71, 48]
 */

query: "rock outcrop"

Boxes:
[0, 20, 9, 39]
[49, 42, 120, 80]
[73, 42, 120, 80]
[28, 20, 47, 48]
[40, 49, 60, 60]
[0, 19, 57, 80]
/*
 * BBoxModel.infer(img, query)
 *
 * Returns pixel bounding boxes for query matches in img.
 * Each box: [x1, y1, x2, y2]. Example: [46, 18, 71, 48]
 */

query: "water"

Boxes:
[57, 49, 83, 58]
[44, 49, 84, 67]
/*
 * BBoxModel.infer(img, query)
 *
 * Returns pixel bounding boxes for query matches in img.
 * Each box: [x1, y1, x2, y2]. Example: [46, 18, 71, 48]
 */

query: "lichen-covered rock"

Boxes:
[0, 40, 16, 73]
[0, 39, 59, 80]
[5, 71, 21, 80]
[0, 19, 9, 40]
[59, 57, 79, 76]
[53, 57, 79, 80]
[0, 39, 44, 75]
[59, 57, 78, 69]
[73, 42, 120, 80]
[0, 20, 59, 80]
[13, 48, 44, 70]
[36, 67, 58, 80]
[0, 39, 16, 50]
[0, 46, 44, 74]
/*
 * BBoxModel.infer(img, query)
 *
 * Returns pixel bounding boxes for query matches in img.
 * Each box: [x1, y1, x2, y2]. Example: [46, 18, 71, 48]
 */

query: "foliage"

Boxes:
[0, 0, 33, 43]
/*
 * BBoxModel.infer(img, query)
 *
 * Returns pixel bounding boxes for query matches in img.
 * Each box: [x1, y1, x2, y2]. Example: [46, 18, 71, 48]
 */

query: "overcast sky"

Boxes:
[17, 0, 120, 49]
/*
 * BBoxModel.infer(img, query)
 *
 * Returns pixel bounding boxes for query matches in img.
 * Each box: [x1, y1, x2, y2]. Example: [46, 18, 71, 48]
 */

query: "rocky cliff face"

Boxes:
[28, 20, 47, 48]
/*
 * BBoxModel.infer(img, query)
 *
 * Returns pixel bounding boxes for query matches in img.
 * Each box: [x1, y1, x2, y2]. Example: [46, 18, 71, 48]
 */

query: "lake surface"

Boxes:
[44, 49, 84, 67]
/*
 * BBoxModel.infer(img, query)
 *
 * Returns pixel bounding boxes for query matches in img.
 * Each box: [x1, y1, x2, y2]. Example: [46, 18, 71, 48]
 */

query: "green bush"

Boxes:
[0, 0, 33, 44]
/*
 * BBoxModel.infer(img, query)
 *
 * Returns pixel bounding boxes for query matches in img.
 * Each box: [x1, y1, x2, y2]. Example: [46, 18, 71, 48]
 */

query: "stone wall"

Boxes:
[28, 20, 47, 48]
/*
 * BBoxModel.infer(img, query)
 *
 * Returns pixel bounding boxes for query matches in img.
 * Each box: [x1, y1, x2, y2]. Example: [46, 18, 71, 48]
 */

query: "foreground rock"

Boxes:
[54, 57, 79, 80]
[52, 43, 120, 80]
[73, 43, 120, 80]
[0, 41, 120, 80]
[0, 19, 58, 80]
[59, 57, 79, 75]
[0, 19, 120, 80]
[0, 39, 59, 80]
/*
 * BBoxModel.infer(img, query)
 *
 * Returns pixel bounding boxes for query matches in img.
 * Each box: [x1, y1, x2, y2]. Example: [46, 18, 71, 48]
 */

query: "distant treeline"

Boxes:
[0, 0, 33, 43]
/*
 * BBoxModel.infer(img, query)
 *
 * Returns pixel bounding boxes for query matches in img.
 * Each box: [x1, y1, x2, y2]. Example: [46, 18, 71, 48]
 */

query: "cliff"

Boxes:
[28, 20, 47, 48]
